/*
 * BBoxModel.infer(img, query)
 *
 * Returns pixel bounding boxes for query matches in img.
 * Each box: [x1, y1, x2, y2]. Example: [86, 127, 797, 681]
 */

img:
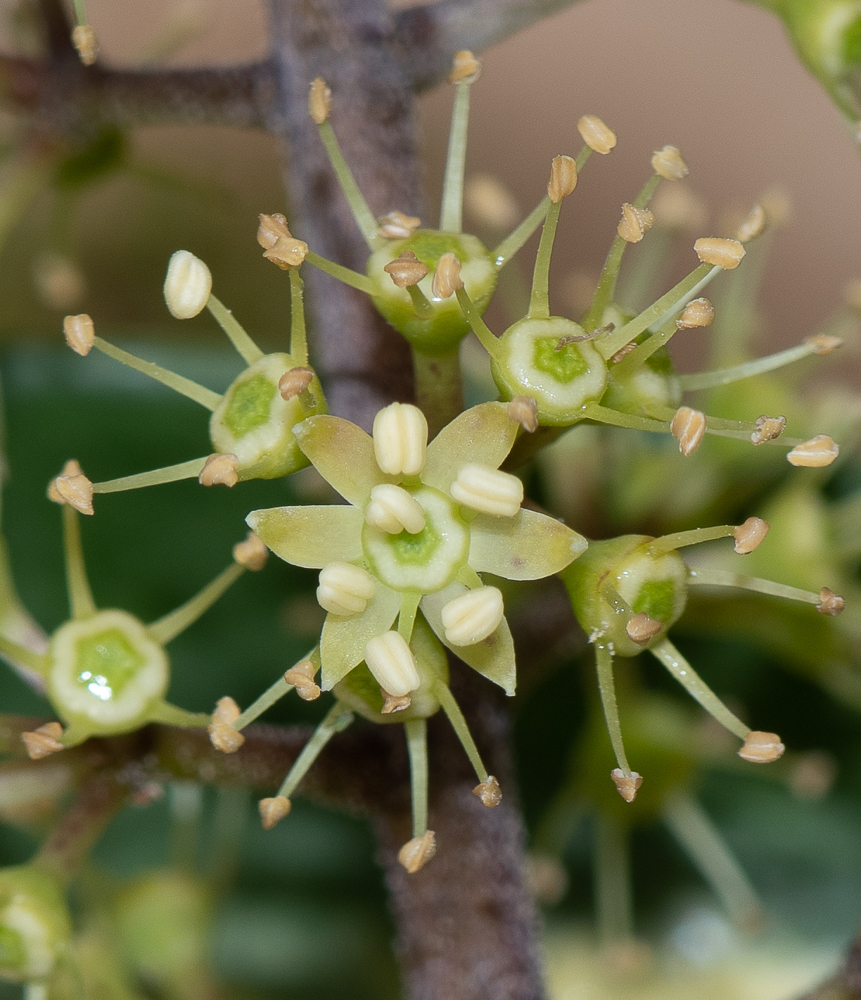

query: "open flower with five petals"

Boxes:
[248, 401, 586, 697]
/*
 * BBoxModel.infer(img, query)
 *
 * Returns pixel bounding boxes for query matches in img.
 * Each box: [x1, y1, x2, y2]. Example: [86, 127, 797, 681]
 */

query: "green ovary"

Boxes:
[74, 628, 145, 701]
[532, 336, 589, 382]
[221, 374, 275, 438]
[631, 579, 678, 624]
[362, 486, 469, 593]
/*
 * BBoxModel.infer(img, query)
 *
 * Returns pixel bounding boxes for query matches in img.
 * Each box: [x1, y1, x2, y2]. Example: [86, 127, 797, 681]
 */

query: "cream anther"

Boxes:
[316, 562, 376, 616]
[548, 155, 578, 203]
[786, 435, 839, 468]
[611, 768, 643, 802]
[365, 484, 426, 534]
[450, 464, 523, 517]
[738, 731, 785, 763]
[694, 237, 745, 270]
[670, 406, 707, 456]
[676, 297, 714, 329]
[441, 586, 504, 645]
[164, 250, 212, 319]
[617, 203, 654, 243]
[372, 402, 428, 476]
[63, 313, 95, 356]
[377, 210, 421, 239]
[577, 114, 616, 154]
[751, 414, 786, 445]
[199, 453, 239, 488]
[432, 253, 463, 299]
[733, 517, 769, 554]
[308, 78, 332, 124]
[651, 145, 689, 180]
[364, 631, 421, 698]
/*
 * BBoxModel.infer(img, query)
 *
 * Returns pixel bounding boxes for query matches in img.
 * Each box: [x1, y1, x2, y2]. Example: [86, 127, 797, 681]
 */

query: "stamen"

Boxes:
[651, 145, 689, 180]
[21, 723, 64, 760]
[63, 313, 94, 356]
[288, 268, 309, 363]
[365, 484, 426, 534]
[611, 768, 643, 803]
[198, 453, 239, 487]
[687, 567, 839, 609]
[738, 731, 785, 763]
[278, 366, 315, 401]
[305, 251, 375, 294]
[406, 718, 428, 838]
[455, 286, 501, 358]
[625, 612, 663, 645]
[61, 503, 96, 619]
[364, 631, 420, 697]
[440, 585, 504, 645]
[440, 51, 481, 232]
[71, 24, 98, 67]
[163, 250, 212, 319]
[507, 395, 539, 433]
[786, 435, 839, 468]
[92, 457, 208, 495]
[577, 114, 617, 154]
[646, 523, 735, 556]
[670, 406, 707, 456]
[51, 460, 94, 516]
[617, 203, 654, 243]
[316, 562, 376, 616]
[272, 701, 354, 803]
[817, 587, 845, 615]
[694, 237, 745, 270]
[398, 830, 437, 873]
[548, 155, 578, 203]
[676, 297, 714, 329]
[257, 212, 291, 248]
[679, 338, 837, 391]
[259, 796, 291, 831]
[750, 415, 786, 445]
[263, 236, 309, 271]
[209, 696, 246, 753]
[735, 204, 767, 243]
[230, 649, 320, 730]
[433, 681, 489, 782]
[377, 211, 421, 239]
[373, 402, 428, 476]
[283, 659, 321, 701]
[205, 294, 265, 366]
[595, 641, 635, 779]
[733, 517, 769, 554]
[232, 532, 268, 571]
[147, 561, 245, 645]
[307, 77, 332, 124]
[492, 197, 550, 270]
[450, 464, 523, 517]
[432, 253, 463, 299]
[473, 775, 503, 807]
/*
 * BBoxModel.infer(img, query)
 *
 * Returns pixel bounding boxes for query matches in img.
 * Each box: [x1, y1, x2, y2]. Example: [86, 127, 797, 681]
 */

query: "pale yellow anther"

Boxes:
[21, 723, 64, 760]
[278, 367, 315, 400]
[464, 175, 520, 230]
[750, 414, 786, 445]
[817, 587, 845, 616]
[694, 237, 745, 270]
[164, 250, 212, 319]
[398, 830, 437, 873]
[257, 213, 291, 250]
[450, 464, 523, 517]
[735, 204, 767, 243]
[364, 631, 420, 698]
[676, 297, 714, 330]
[670, 406, 707, 457]
[441, 586, 504, 646]
[625, 612, 663, 645]
[372, 402, 428, 476]
[473, 775, 503, 807]
[284, 660, 321, 701]
[365, 484, 426, 534]
[651, 145, 689, 180]
[259, 796, 292, 830]
[381, 691, 412, 714]
[308, 77, 332, 124]
[263, 235, 309, 270]
[213, 695, 241, 726]
[71, 24, 98, 66]
[51, 461, 94, 515]
[617, 203, 654, 243]
[383, 251, 429, 288]
[577, 114, 616, 154]
[377, 211, 422, 239]
[316, 562, 376, 617]
[786, 435, 839, 468]
[233, 532, 268, 571]
[507, 396, 539, 433]
[199, 453, 239, 488]
[449, 49, 481, 84]
[804, 333, 843, 355]
[611, 768, 643, 803]
[431, 253, 463, 299]
[63, 313, 95, 356]
[733, 517, 769, 554]
[208, 722, 245, 754]
[738, 731, 785, 763]
[548, 155, 578, 203]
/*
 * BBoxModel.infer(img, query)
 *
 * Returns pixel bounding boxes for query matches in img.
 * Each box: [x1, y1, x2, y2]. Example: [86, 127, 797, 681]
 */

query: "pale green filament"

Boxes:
[288, 269, 308, 364]
[206, 294, 264, 366]
[647, 525, 736, 557]
[93, 338, 222, 411]
[687, 568, 823, 606]
[596, 263, 715, 360]
[147, 562, 245, 646]
[63, 505, 96, 621]
[647, 264, 721, 333]
[440, 80, 472, 232]
[305, 250, 375, 294]
[579, 403, 668, 434]
[663, 793, 763, 926]
[594, 813, 635, 947]
[650, 638, 749, 740]
[405, 718, 428, 838]
[584, 173, 660, 331]
[679, 339, 828, 391]
[232, 649, 320, 731]
[149, 703, 212, 727]
[72, 0, 89, 24]
[595, 641, 633, 776]
[316, 120, 380, 248]
[492, 197, 549, 270]
[93, 457, 208, 495]
[275, 701, 354, 799]
[455, 287, 500, 359]
[0, 633, 47, 677]
[397, 592, 421, 644]
[434, 681, 488, 782]
[407, 284, 434, 318]
[608, 319, 676, 382]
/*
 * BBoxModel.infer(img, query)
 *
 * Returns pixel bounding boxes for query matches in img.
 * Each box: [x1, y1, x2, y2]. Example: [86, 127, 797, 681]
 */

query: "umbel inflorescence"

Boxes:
[0, 43, 851, 991]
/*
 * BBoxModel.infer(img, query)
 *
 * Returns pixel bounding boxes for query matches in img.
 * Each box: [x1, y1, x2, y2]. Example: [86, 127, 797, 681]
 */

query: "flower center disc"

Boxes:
[361, 485, 469, 594]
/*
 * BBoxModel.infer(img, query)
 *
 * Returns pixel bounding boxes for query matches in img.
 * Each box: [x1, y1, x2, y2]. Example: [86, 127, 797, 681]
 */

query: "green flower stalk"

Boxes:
[62, 249, 326, 505]
[0, 485, 266, 754]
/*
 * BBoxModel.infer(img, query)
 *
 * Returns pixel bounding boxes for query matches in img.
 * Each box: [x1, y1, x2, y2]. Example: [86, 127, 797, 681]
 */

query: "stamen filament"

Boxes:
[455, 287, 501, 359]
[594, 813, 635, 947]
[492, 197, 549, 269]
[440, 81, 472, 232]
[596, 263, 715, 360]
[407, 284, 434, 318]
[647, 525, 735, 556]
[0, 634, 48, 677]
[662, 793, 763, 925]
[72, 0, 89, 23]
[305, 251, 376, 295]
[232, 649, 320, 730]
[288, 268, 308, 364]
[147, 562, 245, 645]
[580, 403, 668, 434]
[687, 568, 823, 605]
[584, 174, 661, 331]
[275, 701, 354, 798]
[93, 457, 208, 494]
[679, 340, 825, 391]
[397, 591, 421, 645]
[608, 320, 676, 381]
[316, 120, 380, 248]
[650, 637, 749, 740]
[149, 703, 212, 727]
[595, 642, 633, 775]
[528, 200, 562, 320]
[93, 338, 222, 411]
[63, 505, 96, 620]
[405, 718, 428, 838]
[647, 265, 721, 333]
[434, 681, 488, 782]
[206, 294, 264, 366]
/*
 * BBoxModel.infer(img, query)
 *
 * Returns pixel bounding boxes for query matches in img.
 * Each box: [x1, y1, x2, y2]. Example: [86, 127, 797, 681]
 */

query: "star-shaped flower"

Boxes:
[248, 401, 586, 697]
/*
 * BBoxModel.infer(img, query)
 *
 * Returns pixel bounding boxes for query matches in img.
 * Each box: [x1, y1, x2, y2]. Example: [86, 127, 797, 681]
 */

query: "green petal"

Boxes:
[247, 505, 363, 568]
[320, 583, 400, 690]
[422, 402, 517, 493]
[421, 583, 516, 695]
[469, 509, 587, 580]
[294, 415, 388, 504]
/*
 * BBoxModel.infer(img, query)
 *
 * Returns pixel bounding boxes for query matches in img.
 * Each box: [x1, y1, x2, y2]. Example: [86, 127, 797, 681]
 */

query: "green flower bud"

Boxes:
[0, 866, 71, 983]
